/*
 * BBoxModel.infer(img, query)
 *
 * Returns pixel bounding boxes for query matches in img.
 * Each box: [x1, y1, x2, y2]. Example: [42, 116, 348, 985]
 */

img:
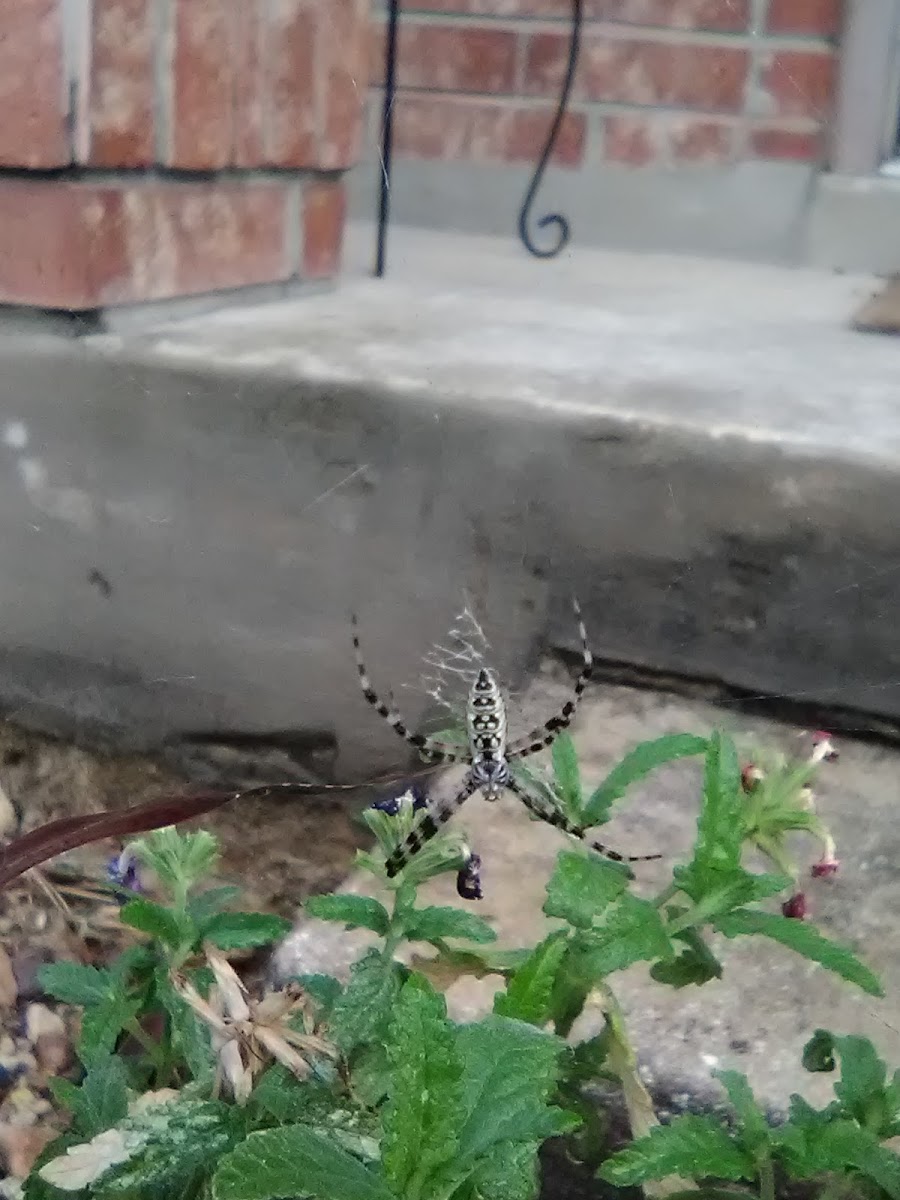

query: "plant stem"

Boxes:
[757, 1154, 776, 1200]
[653, 882, 679, 910]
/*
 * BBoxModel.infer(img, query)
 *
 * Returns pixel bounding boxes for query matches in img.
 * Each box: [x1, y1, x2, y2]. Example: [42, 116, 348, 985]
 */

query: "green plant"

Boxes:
[24, 728, 889, 1200]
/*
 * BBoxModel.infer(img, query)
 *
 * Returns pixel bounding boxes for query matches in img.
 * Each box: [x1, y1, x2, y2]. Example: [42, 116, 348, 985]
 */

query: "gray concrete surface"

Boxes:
[808, 172, 900, 274]
[0, 226, 898, 776]
[348, 156, 818, 265]
[275, 672, 900, 1115]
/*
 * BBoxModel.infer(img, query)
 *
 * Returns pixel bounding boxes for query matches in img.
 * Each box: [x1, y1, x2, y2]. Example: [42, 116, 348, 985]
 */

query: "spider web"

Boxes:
[401, 595, 493, 724]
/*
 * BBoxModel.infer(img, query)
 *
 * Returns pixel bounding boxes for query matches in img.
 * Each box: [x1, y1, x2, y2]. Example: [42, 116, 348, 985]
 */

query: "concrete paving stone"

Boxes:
[275, 669, 900, 1116]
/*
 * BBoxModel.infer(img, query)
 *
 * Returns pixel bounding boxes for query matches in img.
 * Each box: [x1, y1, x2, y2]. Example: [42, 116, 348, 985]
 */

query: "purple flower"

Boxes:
[106, 849, 141, 896]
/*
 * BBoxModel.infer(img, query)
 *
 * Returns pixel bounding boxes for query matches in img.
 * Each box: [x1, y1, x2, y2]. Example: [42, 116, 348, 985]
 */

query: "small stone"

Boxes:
[0, 783, 18, 840]
[10, 948, 53, 1002]
[24, 1004, 64, 1044]
[34, 1032, 71, 1076]
[0, 949, 17, 1010]
[0, 1122, 56, 1178]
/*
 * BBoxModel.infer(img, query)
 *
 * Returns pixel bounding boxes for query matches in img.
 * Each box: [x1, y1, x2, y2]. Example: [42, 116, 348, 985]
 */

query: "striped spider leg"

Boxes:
[503, 774, 662, 872]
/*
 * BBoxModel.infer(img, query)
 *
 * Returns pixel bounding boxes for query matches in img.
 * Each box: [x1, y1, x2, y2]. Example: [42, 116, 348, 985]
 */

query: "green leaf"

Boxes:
[494, 931, 569, 1026]
[186, 885, 242, 925]
[404, 904, 497, 946]
[598, 1115, 756, 1186]
[71, 1057, 130, 1137]
[349, 1042, 392, 1108]
[305, 893, 390, 936]
[132, 827, 219, 894]
[543, 851, 629, 929]
[801, 1029, 836, 1073]
[714, 909, 884, 996]
[200, 911, 291, 951]
[293, 973, 343, 1018]
[583, 893, 673, 976]
[582, 734, 707, 827]
[682, 732, 744, 890]
[119, 898, 184, 948]
[776, 1117, 900, 1198]
[832, 1035, 887, 1122]
[99, 1099, 238, 1197]
[330, 949, 403, 1053]
[38, 962, 115, 1007]
[250, 1065, 339, 1125]
[715, 1070, 770, 1153]
[551, 733, 582, 818]
[470, 1138, 540, 1200]
[157, 971, 216, 1081]
[382, 975, 464, 1195]
[213, 1125, 394, 1200]
[77, 995, 142, 1066]
[453, 1017, 576, 1164]
[650, 926, 722, 989]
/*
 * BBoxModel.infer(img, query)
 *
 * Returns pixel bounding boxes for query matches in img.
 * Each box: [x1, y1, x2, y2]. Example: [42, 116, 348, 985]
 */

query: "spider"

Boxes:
[352, 599, 660, 885]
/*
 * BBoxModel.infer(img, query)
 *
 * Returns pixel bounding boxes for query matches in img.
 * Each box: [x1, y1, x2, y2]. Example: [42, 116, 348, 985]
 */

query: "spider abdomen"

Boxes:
[466, 668, 508, 764]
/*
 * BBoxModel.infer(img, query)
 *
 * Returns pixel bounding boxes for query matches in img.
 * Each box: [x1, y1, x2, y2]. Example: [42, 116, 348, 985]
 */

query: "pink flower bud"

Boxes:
[782, 892, 807, 920]
[810, 732, 838, 764]
[811, 857, 840, 878]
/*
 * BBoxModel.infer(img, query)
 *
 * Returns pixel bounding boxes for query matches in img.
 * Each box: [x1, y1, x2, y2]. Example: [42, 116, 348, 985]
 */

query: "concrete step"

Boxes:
[0, 225, 896, 769]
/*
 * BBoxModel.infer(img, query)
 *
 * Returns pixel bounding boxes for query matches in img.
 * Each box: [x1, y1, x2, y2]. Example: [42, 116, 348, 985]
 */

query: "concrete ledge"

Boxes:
[0, 226, 897, 774]
[808, 172, 900, 273]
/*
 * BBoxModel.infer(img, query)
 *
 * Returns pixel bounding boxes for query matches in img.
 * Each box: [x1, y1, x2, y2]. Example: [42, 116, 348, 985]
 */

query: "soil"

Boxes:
[0, 717, 367, 1192]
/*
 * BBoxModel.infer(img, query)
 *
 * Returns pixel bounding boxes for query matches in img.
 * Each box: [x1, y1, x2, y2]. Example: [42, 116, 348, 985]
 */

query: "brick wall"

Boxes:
[369, 0, 840, 175]
[0, 0, 369, 311]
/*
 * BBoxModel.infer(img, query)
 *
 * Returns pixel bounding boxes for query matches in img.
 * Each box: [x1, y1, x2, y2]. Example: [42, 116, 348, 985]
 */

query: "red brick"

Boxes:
[0, 181, 289, 310]
[758, 49, 835, 119]
[303, 180, 346, 279]
[392, 94, 585, 166]
[749, 124, 823, 160]
[766, 0, 841, 37]
[525, 32, 749, 112]
[604, 112, 733, 164]
[170, 0, 236, 168]
[371, 23, 518, 93]
[320, 0, 369, 169]
[0, 0, 69, 167]
[409, 0, 748, 22]
[267, 0, 318, 167]
[233, 0, 269, 166]
[85, 0, 155, 166]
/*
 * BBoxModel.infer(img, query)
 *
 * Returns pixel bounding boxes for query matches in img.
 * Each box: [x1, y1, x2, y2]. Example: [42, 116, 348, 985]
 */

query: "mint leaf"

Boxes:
[119, 898, 184, 948]
[716, 1070, 770, 1153]
[382, 976, 463, 1195]
[551, 733, 582, 819]
[454, 1016, 576, 1162]
[802, 1029, 836, 1073]
[101, 1100, 237, 1197]
[494, 931, 569, 1026]
[586, 893, 673, 975]
[293, 973, 343, 1018]
[650, 926, 722, 989]
[776, 1117, 900, 1198]
[200, 912, 291, 950]
[582, 733, 707, 827]
[213, 1125, 394, 1200]
[38, 962, 115, 1007]
[77, 995, 142, 1066]
[599, 1115, 755, 1186]
[470, 1138, 540, 1200]
[158, 971, 216, 1081]
[186, 885, 242, 924]
[71, 1057, 130, 1137]
[714, 909, 883, 996]
[330, 949, 403, 1053]
[404, 905, 497, 946]
[543, 851, 629, 929]
[676, 732, 743, 900]
[306, 894, 390, 936]
[831, 1035, 889, 1129]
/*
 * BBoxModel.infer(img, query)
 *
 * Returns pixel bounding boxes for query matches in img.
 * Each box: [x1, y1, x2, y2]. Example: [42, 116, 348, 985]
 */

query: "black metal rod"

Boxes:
[375, 0, 401, 278]
[517, 0, 583, 259]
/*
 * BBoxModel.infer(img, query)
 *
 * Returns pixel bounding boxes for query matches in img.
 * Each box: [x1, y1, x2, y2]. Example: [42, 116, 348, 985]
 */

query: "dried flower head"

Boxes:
[782, 892, 807, 920]
[741, 764, 765, 794]
[172, 946, 335, 1103]
[809, 732, 839, 764]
